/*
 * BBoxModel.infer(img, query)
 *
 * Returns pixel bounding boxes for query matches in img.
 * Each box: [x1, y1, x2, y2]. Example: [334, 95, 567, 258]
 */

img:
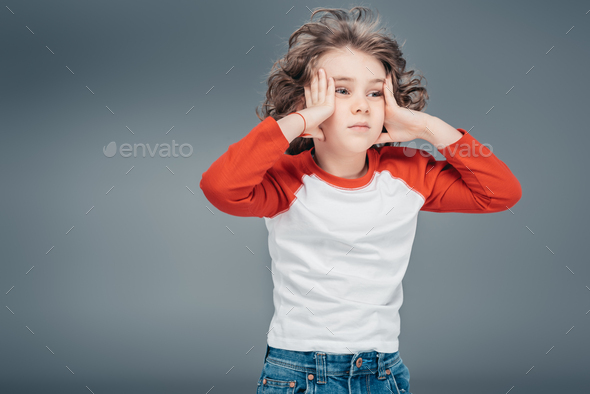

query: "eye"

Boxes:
[336, 87, 383, 97]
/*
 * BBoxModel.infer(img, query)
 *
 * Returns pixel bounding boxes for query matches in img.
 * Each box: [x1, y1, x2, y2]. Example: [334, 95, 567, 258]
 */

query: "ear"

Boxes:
[295, 96, 305, 111]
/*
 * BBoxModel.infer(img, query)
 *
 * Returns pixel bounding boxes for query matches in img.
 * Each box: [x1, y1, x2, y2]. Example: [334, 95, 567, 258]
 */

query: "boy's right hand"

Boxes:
[296, 68, 335, 141]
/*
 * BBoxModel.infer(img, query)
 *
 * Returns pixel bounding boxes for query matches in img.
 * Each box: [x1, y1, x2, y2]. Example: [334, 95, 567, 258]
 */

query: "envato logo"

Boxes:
[401, 140, 493, 158]
[103, 140, 193, 158]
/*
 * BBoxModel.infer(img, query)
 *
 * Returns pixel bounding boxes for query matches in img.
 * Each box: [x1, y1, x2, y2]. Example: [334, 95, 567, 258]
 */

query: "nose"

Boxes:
[351, 92, 370, 113]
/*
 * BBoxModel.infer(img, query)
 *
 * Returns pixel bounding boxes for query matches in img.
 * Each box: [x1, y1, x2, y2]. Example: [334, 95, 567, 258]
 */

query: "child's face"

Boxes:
[312, 48, 387, 155]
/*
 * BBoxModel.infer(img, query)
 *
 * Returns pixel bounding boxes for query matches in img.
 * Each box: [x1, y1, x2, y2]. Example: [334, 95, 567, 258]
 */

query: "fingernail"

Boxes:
[301, 133, 312, 137]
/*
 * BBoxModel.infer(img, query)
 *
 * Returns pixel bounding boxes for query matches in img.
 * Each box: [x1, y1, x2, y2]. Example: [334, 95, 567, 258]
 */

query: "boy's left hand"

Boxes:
[373, 75, 432, 145]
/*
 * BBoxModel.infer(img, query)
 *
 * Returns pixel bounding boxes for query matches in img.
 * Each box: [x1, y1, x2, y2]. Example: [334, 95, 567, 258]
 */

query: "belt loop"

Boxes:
[315, 352, 327, 384]
[377, 352, 387, 380]
[264, 344, 270, 362]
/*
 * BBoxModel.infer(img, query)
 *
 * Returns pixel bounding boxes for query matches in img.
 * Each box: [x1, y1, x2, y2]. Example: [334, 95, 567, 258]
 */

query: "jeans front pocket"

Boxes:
[258, 359, 307, 394]
[385, 357, 411, 394]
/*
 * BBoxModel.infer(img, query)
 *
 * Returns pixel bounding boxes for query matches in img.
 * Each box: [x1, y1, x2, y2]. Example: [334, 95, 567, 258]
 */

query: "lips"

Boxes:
[349, 123, 370, 132]
[349, 122, 369, 128]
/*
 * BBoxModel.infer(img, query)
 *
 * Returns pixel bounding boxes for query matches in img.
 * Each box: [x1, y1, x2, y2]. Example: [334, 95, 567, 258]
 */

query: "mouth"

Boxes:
[349, 125, 370, 132]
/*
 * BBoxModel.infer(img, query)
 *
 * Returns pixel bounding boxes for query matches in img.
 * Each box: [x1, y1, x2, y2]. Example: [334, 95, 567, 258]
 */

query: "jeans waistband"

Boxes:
[264, 344, 401, 381]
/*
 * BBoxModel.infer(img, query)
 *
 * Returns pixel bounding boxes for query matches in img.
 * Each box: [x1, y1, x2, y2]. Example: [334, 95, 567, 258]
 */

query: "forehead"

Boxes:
[316, 49, 386, 79]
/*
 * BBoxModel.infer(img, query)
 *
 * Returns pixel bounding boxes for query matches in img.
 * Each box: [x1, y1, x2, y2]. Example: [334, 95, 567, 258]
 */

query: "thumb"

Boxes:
[301, 126, 325, 142]
[314, 128, 326, 142]
[374, 131, 395, 145]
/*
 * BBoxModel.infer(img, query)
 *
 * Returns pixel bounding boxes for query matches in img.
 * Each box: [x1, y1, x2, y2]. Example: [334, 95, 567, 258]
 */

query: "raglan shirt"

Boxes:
[200, 116, 522, 354]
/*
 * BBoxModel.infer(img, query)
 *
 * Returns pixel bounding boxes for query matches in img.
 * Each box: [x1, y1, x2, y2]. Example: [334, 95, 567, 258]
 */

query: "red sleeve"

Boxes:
[420, 128, 522, 213]
[199, 116, 296, 218]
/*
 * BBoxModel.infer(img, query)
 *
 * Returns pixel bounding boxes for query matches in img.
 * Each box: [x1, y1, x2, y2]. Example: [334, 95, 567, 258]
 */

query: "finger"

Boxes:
[304, 85, 311, 109]
[385, 76, 398, 108]
[383, 79, 392, 102]
[318, 68, 326, 104]
[311, 69, 318, 103]
[325, 76, 335, 107]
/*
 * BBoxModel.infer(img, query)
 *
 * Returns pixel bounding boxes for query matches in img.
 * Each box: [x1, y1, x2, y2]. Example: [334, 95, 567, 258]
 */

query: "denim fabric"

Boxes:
[256, 344, 411, 394]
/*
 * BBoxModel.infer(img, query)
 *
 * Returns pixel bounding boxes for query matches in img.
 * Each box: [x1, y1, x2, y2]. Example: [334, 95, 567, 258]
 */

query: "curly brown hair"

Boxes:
[255, 6, 429, 155]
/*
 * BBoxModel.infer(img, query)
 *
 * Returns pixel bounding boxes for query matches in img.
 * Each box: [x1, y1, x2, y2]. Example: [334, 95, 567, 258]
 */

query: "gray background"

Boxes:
[1, 0, 589, 393]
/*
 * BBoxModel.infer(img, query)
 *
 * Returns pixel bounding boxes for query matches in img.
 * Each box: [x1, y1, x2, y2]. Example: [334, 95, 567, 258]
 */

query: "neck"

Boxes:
[312, 148, 368, 179]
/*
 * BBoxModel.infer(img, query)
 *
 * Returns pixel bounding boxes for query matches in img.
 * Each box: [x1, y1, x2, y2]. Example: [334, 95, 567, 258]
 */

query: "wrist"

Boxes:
[277, 112, 307, 143]
[289, 112, 309, 136]
[425, 115, 463, 149]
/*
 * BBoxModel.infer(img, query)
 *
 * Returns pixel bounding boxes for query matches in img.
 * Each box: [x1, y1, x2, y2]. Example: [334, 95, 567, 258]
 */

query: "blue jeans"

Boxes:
[256, 344, 411, 394]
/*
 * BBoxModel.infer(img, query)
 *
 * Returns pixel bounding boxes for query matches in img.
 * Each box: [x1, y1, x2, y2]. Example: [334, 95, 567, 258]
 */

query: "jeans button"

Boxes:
[308, 374, 314, 380]
[356, 358, 363, 368]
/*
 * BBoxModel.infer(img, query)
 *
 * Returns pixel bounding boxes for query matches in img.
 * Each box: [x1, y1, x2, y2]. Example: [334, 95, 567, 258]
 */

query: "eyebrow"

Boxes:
[332, 76, 386, 84]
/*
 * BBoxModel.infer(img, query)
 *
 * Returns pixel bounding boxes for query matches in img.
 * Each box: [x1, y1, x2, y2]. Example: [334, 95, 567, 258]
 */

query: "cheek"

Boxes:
[324, 108, 342, 124]
[373, 103, 385, 118]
